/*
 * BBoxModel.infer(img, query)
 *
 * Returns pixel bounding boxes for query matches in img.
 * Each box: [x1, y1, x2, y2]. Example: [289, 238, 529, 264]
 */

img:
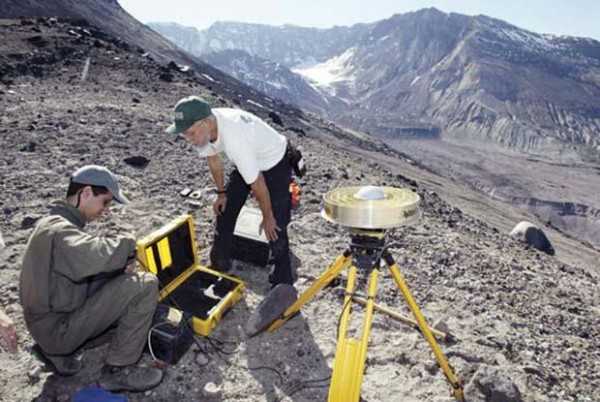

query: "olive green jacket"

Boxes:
[19, 201, 135, 338]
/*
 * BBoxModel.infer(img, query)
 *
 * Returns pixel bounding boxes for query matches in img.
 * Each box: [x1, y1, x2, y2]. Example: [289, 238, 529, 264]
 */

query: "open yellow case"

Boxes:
[136, 215, 245, 336]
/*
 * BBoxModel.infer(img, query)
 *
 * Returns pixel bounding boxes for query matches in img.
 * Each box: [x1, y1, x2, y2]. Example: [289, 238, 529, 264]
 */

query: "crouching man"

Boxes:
[19, 165, 163, 392]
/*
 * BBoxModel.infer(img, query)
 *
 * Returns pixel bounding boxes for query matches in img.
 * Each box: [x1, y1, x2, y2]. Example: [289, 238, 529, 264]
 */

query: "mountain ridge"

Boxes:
[150, 8, 600, 161]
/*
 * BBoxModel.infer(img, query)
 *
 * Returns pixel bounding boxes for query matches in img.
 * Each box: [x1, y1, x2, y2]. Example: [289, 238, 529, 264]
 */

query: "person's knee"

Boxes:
[123, 272, 158, 299]
[139, 272, 159, 296]
[124, 272, 158, 314]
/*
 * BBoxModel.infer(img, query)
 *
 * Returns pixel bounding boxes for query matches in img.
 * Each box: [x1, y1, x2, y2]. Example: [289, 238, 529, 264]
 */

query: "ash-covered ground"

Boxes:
[0, 18, 599, 402]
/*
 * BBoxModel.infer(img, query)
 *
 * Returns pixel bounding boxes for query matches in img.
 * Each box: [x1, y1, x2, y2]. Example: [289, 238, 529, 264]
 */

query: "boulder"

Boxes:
[244, 284, 297, 337]
[510, 221, 555, 255]
[465, 364, 523, 402]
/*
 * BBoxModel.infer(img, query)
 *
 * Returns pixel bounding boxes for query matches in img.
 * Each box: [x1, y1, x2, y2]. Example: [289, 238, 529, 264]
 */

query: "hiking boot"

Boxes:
[32, 344, 82, 376]
[98, 364, 164, 392]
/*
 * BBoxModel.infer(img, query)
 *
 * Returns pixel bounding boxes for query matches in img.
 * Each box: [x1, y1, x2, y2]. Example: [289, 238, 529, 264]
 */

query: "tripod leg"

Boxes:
[384, 253, 465, 402]
[267, 251, 352, 332]
[329, 267, 379, 402]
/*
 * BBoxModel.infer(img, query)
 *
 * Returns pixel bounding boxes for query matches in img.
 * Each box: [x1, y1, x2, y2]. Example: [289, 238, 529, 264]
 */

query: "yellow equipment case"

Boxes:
[136, 214, 245, 336]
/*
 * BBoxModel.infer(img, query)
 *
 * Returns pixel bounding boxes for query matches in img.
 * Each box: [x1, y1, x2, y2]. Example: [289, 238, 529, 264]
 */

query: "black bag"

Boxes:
[286, 142, 306, 178]
[147, 303, 194, 364]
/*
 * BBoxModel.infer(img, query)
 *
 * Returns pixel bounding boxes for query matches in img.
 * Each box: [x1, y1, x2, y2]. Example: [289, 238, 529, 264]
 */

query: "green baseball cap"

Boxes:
[166, 96, 212, 134]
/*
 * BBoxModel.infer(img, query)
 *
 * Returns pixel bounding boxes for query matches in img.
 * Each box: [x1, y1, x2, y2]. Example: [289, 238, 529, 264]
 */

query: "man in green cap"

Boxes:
[167, 96, 296, 287]
[20, 165, 163, 392]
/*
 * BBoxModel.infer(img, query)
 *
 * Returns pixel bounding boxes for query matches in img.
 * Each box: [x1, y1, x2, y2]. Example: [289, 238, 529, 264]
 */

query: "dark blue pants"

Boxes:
[210, 155, 293, 285]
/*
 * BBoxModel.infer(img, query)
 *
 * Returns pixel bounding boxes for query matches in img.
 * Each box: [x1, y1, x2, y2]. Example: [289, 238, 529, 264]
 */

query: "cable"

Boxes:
[143, 258, 332, 397]
[281, 378, 332, 399]
[183, 332, 287, 387]
[193, 307, 332, 399]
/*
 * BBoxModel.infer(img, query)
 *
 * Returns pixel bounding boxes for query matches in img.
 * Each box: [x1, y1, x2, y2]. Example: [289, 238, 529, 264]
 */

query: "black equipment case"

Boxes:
[232, 207, 272, 267]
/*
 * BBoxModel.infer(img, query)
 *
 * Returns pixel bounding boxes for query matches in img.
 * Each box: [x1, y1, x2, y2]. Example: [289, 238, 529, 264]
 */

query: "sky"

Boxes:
[119, 0, 600, 40]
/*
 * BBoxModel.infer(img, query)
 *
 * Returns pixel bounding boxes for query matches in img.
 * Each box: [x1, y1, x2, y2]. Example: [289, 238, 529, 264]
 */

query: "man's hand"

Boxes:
[125, 261, 137, 273]
[259, 214, 281, 241]
[213, 194, 227, 216]
[125, 253, 137, 273]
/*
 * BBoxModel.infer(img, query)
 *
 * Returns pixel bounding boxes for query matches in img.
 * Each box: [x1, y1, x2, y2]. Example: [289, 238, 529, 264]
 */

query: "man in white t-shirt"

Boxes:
[166, 96, 295, 286]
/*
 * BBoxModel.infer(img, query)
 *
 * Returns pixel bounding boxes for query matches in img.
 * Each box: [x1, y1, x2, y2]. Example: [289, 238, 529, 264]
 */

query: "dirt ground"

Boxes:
[1, 18, 599, 402]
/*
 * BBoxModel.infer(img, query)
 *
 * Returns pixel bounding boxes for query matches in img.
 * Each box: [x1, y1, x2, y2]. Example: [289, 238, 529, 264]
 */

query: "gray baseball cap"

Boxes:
[71, 165, 129, 204]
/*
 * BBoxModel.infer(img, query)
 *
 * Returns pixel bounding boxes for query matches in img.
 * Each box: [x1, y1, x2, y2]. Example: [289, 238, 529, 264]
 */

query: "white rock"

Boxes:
[203, 382, 221, 396]
[195, 353, 209, 366]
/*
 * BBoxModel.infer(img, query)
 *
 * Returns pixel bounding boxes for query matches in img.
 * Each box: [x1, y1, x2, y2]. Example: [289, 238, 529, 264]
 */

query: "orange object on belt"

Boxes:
[290, 179, 301, 209]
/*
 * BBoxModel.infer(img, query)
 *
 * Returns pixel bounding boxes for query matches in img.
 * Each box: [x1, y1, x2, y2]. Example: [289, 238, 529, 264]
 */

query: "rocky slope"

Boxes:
[0, 0, 304, 114]
[0, 13, 599, 402]
[151, 8, 600, 161]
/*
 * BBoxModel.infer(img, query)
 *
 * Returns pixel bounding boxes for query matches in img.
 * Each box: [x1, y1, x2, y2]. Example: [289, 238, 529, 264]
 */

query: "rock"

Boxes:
[465, 364, 523, 402]
[287, 126, 306, 137]
[166, 61, 190, 73]
[0, 307, 18, 353]
[432, 317, 451, 336]
[20, 141, 37, 152]
[27, 366, 41, 384]
[510, 221, 555, 255]
[0, 230, 4, 250]
[21, 216, 39, 229]
[244, 284, 298, 337]
[268, 111, 283, 126]
[195, 352, 209, 366]
[159, 72, 174, 82]
[203, 382, 221, 397]
[123, 155, 150, 168]
[26, 35, 49, 48]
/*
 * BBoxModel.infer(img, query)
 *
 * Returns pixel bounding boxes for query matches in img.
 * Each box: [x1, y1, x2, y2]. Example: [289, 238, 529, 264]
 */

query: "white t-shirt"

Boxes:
[196, 108, 287, 184]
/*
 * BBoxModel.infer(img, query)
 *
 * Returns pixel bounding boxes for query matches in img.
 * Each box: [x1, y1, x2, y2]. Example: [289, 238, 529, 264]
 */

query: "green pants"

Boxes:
[32, 272, 158, 366]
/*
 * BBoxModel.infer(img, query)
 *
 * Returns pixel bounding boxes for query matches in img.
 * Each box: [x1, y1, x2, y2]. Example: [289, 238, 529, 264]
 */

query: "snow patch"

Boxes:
[292, 48, 356, 94]
[489, 25, 569, 54]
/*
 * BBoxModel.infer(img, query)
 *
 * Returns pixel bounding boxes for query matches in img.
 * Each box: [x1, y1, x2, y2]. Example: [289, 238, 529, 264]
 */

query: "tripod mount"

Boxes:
[267, 186, 465, 401]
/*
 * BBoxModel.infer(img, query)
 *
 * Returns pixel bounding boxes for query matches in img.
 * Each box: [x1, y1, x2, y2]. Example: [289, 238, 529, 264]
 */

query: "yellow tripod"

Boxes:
[268, 229, 464, 401]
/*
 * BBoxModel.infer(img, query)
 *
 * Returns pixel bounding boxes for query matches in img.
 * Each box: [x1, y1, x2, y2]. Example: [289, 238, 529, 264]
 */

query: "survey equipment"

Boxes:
[267, 186, 464, 401]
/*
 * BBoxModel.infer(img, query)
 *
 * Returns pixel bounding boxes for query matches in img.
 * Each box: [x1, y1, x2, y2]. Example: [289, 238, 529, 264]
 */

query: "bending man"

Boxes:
[166, 96, 295, 287]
